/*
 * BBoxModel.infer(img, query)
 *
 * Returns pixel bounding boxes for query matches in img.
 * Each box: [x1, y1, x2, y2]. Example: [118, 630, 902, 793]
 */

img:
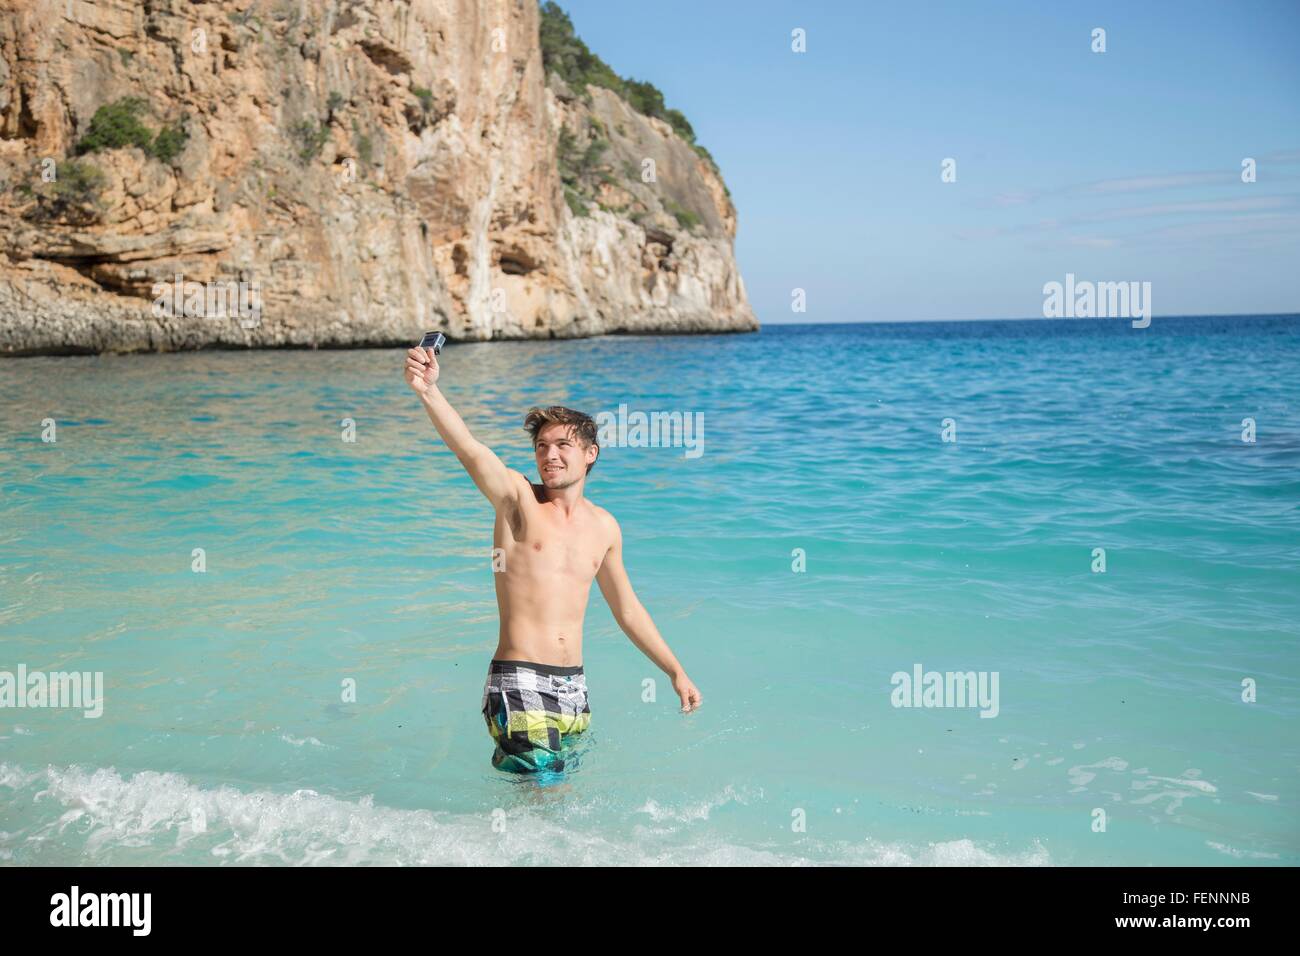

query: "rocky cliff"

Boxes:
[0, 0, 757, 355]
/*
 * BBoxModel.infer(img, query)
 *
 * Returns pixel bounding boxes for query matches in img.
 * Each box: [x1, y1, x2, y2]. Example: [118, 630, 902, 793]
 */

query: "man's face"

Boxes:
[534, 423, 595, 489]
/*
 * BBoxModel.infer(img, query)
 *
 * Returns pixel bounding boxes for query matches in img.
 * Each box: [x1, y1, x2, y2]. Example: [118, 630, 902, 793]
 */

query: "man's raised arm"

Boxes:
[403, 346, 522, 510]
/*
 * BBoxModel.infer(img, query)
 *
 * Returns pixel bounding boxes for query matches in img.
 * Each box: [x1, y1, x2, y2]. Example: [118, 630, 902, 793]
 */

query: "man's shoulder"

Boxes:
[507, 469, 540, 498]
[494, 471, 541, 522]
[586, 501, 620, 533]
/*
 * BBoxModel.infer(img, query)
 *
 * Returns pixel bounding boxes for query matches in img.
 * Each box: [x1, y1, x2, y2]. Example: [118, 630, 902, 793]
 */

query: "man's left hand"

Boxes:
[673, 673, 702, 713]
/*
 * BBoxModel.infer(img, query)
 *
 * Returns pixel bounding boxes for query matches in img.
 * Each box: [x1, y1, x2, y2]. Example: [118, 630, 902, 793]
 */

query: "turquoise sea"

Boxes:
[1, 314, 1297, 866]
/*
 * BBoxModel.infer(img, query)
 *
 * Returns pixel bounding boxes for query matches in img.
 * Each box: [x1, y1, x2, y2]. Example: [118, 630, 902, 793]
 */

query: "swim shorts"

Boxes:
[481, 659, 591, 773]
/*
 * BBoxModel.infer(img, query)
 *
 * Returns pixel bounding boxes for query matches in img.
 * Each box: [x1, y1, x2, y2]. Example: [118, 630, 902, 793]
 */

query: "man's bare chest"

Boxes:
[498, 507, 606, 579]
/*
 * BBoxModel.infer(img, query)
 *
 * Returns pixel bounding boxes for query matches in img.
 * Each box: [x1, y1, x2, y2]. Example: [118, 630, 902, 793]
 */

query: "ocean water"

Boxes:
[1, 315, 1297, 866]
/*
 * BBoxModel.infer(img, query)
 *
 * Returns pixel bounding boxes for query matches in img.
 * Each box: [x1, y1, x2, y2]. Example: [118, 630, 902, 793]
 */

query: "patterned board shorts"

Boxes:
[481, 659, 591, 774]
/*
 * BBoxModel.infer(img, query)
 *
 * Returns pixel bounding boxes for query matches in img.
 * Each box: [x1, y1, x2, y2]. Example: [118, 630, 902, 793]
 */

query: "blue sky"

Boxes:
[553, 0, 1300, 322]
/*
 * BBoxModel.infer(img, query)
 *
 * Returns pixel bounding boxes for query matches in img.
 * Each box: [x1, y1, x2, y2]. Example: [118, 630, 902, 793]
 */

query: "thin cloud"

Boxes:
[991, 191, 1036, 207]
[1076, 195, 1293, 222]
[1061, 236, 1122, 248]
[957, 195, 1297, 240]
[1020, 213, 1300, 251]
[978, 150, 1300, 208]
[1259, 148, 1300, 164]
[1079, 173, 1232, 195]
[1131, 212, 1300, 243]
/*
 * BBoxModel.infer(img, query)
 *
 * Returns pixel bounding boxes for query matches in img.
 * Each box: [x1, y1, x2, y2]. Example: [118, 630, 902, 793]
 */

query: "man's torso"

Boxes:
[491, 478, 611, 666]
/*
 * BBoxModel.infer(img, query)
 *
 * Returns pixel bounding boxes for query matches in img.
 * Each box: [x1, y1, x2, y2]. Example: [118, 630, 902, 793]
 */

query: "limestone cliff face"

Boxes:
[0, 0, 757, 355]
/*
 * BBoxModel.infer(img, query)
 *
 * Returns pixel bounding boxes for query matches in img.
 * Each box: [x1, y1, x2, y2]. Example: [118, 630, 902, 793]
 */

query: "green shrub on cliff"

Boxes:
[557, 120, 614, 206]
[664, 198, 699, 232]
[564, 185, 590, 218]
[291, 120, 329, 163]
[538, 0, 726, 232]
[557, 126, 584, 189]
[411, 86, 435, 113]
[580, 135, 608, 170]
[539, 2, 622, 99]
[539, 3, 715, 162]
[75, 98, 154, 155]
[351, 119, 374, 167]
[150, 118, 190, 163]
[75, 98, 189, 164]
[16, 158, 107, 224]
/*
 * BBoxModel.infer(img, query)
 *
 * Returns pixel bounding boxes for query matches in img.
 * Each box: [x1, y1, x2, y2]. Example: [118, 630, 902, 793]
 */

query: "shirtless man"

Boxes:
[404, 345, 702, 774]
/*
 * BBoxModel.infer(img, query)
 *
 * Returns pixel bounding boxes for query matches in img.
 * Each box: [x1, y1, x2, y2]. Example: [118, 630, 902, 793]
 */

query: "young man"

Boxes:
[404, 345, 702, 774]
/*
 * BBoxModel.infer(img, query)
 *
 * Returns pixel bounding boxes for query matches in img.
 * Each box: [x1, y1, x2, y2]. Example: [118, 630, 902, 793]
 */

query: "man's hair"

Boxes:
[523, 405, 600, 475]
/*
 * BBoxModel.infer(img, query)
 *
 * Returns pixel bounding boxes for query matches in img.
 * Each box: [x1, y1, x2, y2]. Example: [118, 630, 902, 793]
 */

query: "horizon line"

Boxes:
[759, 311, 1300, 327]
